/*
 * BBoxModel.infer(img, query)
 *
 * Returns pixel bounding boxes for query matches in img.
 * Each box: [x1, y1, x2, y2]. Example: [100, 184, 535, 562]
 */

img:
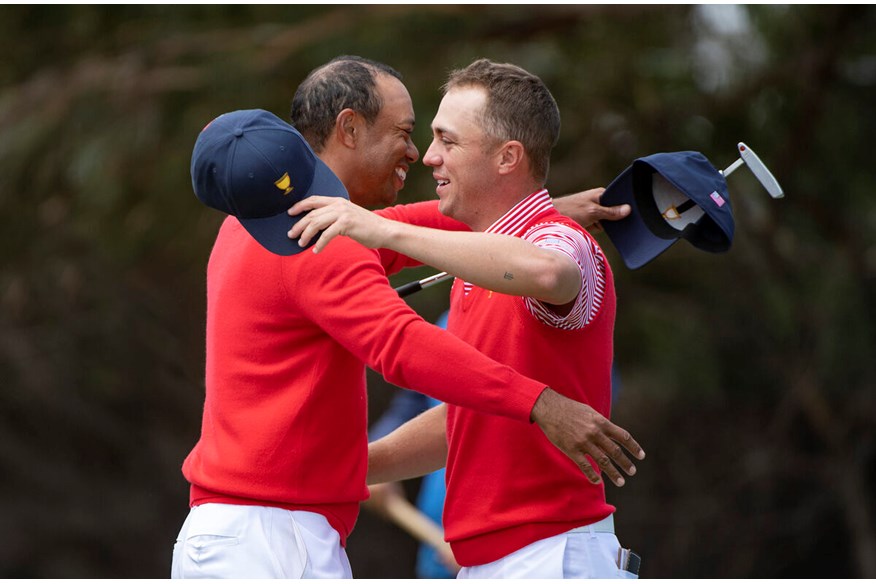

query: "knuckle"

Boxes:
[583, 425, 601, 440]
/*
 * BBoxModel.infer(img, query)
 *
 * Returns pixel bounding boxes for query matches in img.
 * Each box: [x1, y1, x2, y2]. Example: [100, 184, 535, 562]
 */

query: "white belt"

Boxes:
[570, 514, 615, 535]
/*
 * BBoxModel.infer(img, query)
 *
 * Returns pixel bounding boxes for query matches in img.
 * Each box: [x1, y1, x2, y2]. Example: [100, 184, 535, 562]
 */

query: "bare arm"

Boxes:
[288, 197, 581, 305]
[368, 403, 449, 485]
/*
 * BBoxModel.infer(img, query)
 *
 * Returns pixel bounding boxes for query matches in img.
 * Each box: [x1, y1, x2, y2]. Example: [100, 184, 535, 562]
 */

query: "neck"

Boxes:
[467, 179, 545, 232]
[317, 147, 348, 187]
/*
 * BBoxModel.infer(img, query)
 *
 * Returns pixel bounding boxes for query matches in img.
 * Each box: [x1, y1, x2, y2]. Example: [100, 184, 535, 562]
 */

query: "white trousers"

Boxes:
[457, 516, 638, 579]
[171, 503, 352, 579]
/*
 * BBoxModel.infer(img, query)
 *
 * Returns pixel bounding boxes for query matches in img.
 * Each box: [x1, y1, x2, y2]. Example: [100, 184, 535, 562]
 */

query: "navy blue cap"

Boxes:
[600, 151, 734, 269]
[191, 109, 349, 255]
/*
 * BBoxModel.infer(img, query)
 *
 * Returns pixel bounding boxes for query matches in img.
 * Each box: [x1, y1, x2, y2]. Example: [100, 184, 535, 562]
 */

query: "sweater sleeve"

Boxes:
[283, 237, 544, 423]
[375, 200, 471, 276]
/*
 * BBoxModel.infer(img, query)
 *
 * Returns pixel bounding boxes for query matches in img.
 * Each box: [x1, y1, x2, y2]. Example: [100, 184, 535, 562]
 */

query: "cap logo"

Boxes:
[710, 191, 726, 207]
[274, 172, 294, 195]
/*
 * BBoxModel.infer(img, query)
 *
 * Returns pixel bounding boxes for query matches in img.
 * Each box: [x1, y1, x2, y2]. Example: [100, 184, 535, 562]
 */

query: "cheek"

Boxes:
[360, 145, 391, 181]
[453, 157, 478, 186]
[371, 139, 400, 173]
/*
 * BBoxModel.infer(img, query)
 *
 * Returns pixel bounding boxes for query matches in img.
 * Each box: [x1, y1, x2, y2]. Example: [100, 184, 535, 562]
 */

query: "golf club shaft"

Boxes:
[722, 157, 744, 176]
[395, 271, 452, 298]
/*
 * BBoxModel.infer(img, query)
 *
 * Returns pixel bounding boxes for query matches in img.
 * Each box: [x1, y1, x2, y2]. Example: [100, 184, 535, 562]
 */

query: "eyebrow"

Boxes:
[397, 117, 415, 132]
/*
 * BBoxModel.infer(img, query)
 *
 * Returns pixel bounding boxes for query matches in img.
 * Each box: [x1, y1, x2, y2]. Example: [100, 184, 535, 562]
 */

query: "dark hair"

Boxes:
[290, 56, 402, 153]
[444, 58, 559, 183]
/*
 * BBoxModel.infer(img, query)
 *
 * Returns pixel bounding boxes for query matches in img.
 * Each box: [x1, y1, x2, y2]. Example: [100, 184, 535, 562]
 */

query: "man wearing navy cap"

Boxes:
[172, 57, 640, 579]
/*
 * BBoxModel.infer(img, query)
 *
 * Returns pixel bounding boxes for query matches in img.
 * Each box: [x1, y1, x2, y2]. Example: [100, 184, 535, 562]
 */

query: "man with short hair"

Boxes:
[172, 56, 640, 579]
[291, 58, 641, 578]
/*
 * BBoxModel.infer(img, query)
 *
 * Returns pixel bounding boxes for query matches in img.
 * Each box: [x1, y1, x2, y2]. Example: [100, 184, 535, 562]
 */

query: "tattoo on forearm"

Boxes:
[504, 272, 514, 280]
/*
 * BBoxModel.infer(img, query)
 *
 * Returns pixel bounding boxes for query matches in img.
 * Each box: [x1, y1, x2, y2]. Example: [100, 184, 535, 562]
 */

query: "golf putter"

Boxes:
[720, 142, 784, 198]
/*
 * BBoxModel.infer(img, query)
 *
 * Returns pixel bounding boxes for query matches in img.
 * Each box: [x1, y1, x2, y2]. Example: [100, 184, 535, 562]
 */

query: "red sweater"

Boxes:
[182, 202, 547, 545]
[443, 201, 617, 566]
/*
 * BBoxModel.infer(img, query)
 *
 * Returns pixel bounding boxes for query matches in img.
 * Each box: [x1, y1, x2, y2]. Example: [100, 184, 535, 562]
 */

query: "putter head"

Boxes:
[737, 142, 784, 198]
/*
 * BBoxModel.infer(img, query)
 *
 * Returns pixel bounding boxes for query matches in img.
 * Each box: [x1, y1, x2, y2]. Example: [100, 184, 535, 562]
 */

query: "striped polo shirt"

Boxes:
[462, 189, 606, 330]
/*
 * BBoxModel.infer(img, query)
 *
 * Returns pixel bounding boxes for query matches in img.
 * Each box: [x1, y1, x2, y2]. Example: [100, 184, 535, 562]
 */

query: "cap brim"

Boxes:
[238, 157, 349, 256]
[600, 165, 678, 270]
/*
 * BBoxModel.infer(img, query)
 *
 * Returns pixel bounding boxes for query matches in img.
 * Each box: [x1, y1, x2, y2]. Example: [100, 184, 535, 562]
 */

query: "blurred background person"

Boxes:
[364, 311, 459, 579]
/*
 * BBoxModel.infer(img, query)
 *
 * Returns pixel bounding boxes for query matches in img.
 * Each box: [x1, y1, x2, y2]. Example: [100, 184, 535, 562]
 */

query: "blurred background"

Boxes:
[1, 4, 874, 578]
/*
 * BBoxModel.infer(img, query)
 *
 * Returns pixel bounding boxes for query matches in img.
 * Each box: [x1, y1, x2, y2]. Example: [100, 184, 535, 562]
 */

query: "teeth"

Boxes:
[396, 168, 407, 181]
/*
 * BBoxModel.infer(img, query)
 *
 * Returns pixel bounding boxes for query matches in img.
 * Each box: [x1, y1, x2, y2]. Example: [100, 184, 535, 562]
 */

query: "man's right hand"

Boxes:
[530, 387, 644, 487]
[552, 188, 631, 233]
[288, 195, 391, 253]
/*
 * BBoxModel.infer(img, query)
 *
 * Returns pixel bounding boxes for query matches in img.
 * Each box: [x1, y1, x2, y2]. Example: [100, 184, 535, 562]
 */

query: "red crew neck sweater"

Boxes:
[183, 202, 547, 545]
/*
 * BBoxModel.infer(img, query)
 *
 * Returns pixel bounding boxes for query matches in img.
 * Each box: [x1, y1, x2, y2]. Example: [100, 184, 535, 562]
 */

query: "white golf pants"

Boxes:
[457, 515, 638, 579]
[171, 503, 352, 579]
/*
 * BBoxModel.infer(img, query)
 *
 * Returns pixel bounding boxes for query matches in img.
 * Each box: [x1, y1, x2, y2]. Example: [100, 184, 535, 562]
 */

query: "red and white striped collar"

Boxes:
[485, 189, 553, 236]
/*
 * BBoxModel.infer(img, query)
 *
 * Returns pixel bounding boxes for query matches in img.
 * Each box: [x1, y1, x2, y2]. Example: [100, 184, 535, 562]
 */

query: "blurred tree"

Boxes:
[0, 4, 873, 578]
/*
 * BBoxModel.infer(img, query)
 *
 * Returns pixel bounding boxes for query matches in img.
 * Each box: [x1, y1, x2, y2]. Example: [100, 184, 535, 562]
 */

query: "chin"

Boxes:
[384, 187, 401, 203]
[437, 195, 453, 211]
[354, 190, 397, 209]
[374, 192, 398, 209]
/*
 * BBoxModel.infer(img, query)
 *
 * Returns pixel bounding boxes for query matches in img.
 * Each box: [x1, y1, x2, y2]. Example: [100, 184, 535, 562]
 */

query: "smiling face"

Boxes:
[349, 74, 419, 208]
[423, 86, 504, 230]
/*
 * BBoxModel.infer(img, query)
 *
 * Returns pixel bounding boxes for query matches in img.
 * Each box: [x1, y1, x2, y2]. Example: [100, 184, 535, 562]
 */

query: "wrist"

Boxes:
[382, 218, 410, 253]
[530, 386, 555, 424]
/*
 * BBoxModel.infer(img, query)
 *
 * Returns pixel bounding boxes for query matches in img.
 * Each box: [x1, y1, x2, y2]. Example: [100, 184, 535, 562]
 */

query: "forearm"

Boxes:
[289, 197, 579, 303]
[384, 222, 580, 304]
[367, 404, 448, 485]
[376, 200, 469, 275]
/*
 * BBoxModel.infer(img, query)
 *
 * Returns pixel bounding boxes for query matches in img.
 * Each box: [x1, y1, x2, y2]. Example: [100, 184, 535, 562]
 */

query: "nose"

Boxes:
[423, 140, 440, 168]
[406, 136, 419, 164]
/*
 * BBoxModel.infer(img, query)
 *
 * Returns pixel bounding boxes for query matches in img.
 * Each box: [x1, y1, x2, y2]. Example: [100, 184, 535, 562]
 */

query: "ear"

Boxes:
[334, 108, 360, 149]
[496, 140, 526, 176]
